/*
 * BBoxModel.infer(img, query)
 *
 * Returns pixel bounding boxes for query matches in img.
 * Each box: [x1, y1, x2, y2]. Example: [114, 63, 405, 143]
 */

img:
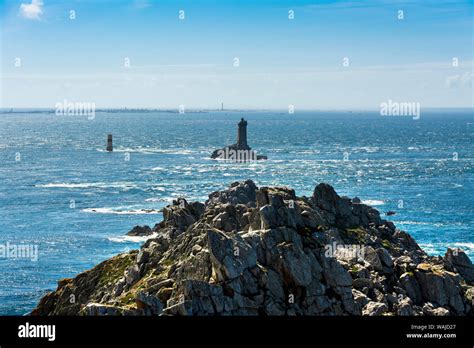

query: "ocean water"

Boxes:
[0, 110, 472, 315]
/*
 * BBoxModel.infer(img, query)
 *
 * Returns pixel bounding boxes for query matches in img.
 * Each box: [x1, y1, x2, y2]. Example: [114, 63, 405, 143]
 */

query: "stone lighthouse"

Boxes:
[210, 118, 267, 160]
[237, 118, 250, 150]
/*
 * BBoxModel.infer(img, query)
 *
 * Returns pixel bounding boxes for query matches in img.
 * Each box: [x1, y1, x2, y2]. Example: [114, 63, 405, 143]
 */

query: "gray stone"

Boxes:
[399, 272, 422, 304]
[363, 246, 383, 272]
[353, 277, 374, 290]
[136, 250, 150, 264]
[207, 229, 256, 281]
[207, 179, 257, 206]
[445, 248, 474, 283]
[362, 301, 388, 316]
[352, 289, 370, 312]
[377, 248, 393, 268]
[124, 264, 140, 286]
[322, 257, 352, 287]
[422, 303, 450, 316]
[274, 244, 313, 287]
[396, 297, 414, 316]
[135, 291, 163, 315]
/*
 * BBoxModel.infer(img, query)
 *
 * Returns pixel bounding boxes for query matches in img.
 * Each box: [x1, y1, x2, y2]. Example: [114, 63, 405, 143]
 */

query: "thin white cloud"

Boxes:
[20, 0, 43, 20]
[132, 0, 151, 9]
[445, 72, 473, 89]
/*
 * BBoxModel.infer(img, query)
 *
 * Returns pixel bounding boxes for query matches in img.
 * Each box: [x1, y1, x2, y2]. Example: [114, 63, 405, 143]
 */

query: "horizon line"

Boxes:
[0, 106, 473, 113]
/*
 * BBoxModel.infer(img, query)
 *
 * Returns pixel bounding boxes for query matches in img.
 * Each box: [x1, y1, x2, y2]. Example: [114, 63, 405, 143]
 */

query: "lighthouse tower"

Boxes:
[237, 118, 250, 150]
[210, 117, 267, 160]
[106, 134, 113, 152]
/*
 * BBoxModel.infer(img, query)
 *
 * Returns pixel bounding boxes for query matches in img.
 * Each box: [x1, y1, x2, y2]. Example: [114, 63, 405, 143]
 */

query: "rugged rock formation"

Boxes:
[127, 225, 153, 237]
[32, 180, 474, 316]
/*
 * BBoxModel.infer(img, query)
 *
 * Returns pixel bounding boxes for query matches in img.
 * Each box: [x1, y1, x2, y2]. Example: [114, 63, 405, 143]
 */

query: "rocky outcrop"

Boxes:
[445, 248, 474, 283]
[127, 225, 153, 237]
[32, 180, 474, 316]
[206, 180, 257, 206]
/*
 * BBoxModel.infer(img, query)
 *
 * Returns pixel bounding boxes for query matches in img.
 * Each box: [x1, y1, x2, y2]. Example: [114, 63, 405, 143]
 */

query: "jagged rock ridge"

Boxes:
[32, 180, 474, 316]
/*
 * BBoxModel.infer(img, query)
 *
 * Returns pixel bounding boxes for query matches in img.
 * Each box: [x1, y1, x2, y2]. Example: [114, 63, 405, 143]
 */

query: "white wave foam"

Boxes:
[36, 182, 138, 189]
[150, 186, 167, 192]
[451, 242, 474, 250]
[419, 243, 437, 253]
[37, 183, 97, 188]
[395, 221, 465, 227]
[108, 233, 158, 243]
[145, 197, 173, 202]
[97, 147, 194, 155]
[396, 220, 433, 226]
[299, 150, 321, 154]
[361, 199, 384, 206]
[357, 146, 379, 153]
[419, 242, 474, 256]
[82, 207, 161, 215]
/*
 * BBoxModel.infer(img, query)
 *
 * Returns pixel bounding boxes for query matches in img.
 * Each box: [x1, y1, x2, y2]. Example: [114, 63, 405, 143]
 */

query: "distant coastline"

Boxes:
[0, 107, 473, 115]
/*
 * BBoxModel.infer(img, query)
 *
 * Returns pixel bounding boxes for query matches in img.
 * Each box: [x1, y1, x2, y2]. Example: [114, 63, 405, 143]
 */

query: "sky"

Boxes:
[0, 0, 473, 109]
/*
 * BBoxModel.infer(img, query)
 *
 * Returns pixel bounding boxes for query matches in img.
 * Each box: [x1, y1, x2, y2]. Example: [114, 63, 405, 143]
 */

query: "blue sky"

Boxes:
[1, 0, 473, 109]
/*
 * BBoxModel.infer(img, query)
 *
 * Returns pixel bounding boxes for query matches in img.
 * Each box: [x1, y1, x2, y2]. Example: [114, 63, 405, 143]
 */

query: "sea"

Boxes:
[0, 109, 472, 315]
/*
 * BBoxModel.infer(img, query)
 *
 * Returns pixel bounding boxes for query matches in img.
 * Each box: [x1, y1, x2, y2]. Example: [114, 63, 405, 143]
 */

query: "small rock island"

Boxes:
[211, 118, 267, 161]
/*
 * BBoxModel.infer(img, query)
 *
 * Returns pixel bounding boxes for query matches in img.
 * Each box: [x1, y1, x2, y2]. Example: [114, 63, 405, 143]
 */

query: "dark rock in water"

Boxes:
[32, 180, 474, 316]
[106, 134, 113, 152]
[126, 225, 152, 236]
[385, 211, 396, 216]
[211, 118, 267, 161]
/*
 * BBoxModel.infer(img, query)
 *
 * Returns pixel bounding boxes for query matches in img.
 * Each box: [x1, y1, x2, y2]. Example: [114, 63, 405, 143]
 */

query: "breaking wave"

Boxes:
[36, 182, 138, 190]
[82, 207, 162, 215]
[361, 199, 385, 206]
[107, 233, 158, 243]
